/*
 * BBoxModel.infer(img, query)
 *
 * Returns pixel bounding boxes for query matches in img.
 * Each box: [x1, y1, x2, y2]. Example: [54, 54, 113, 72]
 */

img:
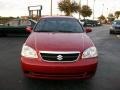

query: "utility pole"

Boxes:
[50, 0, 52, 16]
[102, 4, 104, 15]
[93, 0, 96, 20]
[87, 0, 88, 6]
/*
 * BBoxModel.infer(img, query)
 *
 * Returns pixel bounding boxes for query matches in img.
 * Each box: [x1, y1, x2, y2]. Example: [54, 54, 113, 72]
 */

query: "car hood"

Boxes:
[26, 32, 94, 52]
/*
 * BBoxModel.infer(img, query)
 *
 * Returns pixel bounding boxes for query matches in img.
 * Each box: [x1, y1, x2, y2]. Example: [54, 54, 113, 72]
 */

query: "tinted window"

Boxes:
[5, 19, 31, 26]
[34, 18, 83, 33]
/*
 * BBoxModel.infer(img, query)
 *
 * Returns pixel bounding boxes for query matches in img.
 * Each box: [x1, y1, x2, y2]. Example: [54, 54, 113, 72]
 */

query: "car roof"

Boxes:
[41, 16, 75, 19]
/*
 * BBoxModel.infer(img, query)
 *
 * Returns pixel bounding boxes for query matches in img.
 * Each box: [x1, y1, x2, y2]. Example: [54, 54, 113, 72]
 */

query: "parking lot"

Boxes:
[0, 25, 120, 90]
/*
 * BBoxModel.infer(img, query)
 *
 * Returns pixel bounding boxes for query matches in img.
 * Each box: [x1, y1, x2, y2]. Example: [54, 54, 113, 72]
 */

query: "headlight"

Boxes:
[82, 47, 98, 59]
[21, 44, 38, 58]
[110, 26, 114, 29]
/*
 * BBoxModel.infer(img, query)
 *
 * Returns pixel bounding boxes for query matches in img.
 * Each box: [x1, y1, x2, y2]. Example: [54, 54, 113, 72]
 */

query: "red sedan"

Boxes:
[21, 16, 98, 80]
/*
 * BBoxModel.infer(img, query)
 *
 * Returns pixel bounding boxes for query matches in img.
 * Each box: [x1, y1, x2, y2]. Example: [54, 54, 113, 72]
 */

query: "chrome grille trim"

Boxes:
[40, 51, 80, 54]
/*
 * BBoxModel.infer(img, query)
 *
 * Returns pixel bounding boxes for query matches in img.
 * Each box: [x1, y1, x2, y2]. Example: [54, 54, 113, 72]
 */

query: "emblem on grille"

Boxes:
[57, 55, 63, 61]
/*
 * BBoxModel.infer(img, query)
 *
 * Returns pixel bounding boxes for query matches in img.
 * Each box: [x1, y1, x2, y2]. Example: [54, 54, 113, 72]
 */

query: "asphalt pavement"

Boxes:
[0, 25, 120, 90]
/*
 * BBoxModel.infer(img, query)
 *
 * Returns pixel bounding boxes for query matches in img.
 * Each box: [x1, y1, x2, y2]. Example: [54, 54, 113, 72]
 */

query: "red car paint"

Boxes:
[21, 16, 98, 80]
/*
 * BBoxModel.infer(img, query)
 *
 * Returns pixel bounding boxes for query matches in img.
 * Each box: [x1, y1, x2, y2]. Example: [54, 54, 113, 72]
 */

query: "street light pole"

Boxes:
[79, 0, 81, 19]
[93, 0, 96, 20]
[102, 4, 104, 15]
[87, 0, 88, 6]
[51, 0, 52, 16]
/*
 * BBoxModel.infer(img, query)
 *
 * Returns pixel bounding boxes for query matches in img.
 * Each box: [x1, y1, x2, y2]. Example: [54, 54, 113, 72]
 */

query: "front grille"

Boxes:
[40, 51, 80, 62]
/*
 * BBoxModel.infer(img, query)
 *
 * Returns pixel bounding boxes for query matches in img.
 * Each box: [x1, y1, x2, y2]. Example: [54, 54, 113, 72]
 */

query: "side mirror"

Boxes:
[85, 27, 92, 33]
[26, 26, 33, 33]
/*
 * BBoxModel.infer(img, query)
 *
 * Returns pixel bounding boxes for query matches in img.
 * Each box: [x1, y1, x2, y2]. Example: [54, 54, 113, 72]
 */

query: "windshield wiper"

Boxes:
[39, 31, 52, 32]
[35, 30, 75, 33]
[35, 30, 53, 32]
[57, 30, 74, 33]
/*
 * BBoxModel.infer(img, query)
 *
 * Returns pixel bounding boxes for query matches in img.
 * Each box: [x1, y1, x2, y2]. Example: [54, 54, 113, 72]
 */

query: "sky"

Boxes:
[0, 0, 120, 19]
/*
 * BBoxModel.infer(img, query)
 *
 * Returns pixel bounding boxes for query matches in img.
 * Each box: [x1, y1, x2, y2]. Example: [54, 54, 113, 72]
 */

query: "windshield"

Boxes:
[34, 18, 83, 33]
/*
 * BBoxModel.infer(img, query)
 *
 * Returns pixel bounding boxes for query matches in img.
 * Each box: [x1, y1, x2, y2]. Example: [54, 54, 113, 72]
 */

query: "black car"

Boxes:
[110, 20, 120, 34]
[0, 19, 37, 36]
[81, 19, 101, 27]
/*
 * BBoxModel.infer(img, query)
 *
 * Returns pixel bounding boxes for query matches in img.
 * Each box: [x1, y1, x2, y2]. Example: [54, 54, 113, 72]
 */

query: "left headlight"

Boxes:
[82, 46, 98, 59]
[21, 44, 38, 58]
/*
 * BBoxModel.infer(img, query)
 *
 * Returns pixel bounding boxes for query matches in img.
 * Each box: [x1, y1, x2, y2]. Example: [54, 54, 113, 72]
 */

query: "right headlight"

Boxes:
[82, 46, 98, 59]
[21, 44, 38, 58]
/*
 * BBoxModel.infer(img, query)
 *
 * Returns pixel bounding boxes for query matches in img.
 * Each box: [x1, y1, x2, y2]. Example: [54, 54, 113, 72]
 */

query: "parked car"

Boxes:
[110, 20, 120, 34]
[0, 19, 37, 36]
[81, 19, 101, 27]
[21, 16, 98, 80]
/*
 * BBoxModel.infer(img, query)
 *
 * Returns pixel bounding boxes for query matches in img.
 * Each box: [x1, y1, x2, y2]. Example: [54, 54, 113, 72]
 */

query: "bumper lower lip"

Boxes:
[21, 57, 98, 80]
[23, 71, 96, 80]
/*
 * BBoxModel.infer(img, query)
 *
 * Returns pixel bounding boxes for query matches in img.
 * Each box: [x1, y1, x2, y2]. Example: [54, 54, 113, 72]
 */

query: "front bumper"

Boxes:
[21, 57, 98, 80]
[110, 29, 120, 34]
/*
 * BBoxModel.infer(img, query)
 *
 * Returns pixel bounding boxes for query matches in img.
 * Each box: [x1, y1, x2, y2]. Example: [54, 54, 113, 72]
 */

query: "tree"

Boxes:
[98, 15, 107, 24]
[58, 0, 80, 16]
[115, 11, 120, 19]
[98, 15, 106, 20]
[78, 2, 81, 19]
[107, 13, 115, 22]
[80, 5, 92, 19]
